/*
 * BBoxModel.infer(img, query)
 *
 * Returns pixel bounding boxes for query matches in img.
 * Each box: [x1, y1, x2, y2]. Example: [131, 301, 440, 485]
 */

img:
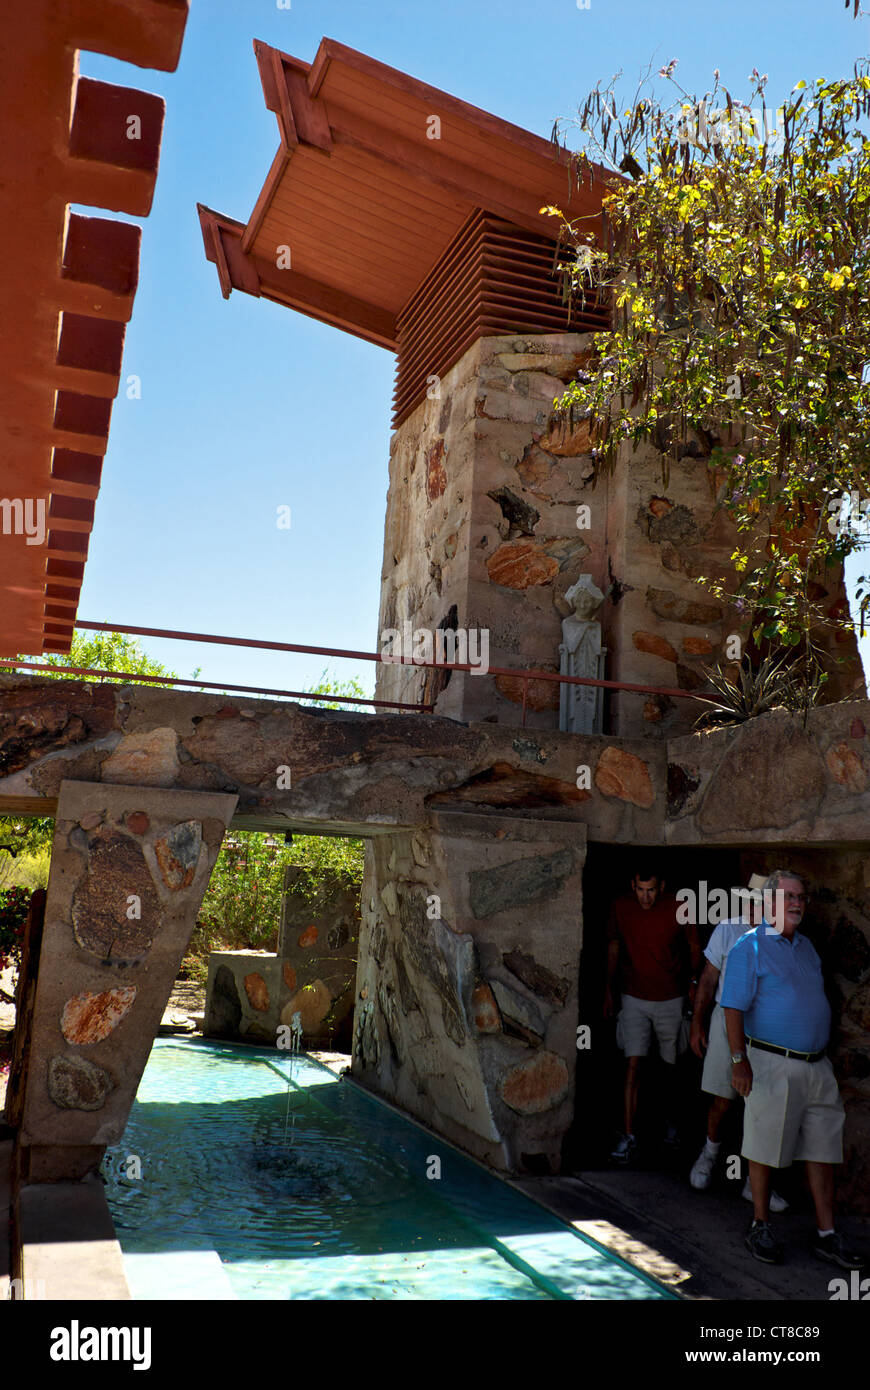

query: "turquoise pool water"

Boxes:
[103, 1039, 675, 1301]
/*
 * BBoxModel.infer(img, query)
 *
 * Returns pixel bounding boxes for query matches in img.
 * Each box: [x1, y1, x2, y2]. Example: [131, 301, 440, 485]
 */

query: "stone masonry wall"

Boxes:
[353, 811, 586, 1173]
[376, 333, 864, 739]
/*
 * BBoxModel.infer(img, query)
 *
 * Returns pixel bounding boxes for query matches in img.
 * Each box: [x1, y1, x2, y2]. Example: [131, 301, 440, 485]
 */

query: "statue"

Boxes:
[559, 576, 606, 734]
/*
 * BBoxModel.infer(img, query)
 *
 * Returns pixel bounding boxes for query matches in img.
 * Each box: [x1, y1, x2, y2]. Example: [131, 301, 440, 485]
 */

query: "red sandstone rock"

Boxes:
[648, 496, 672, 518]
[851, 718, 866, 739]
[217, 706, 239, 719]
[61, 985, 137, 1045]
[486, 540, 559, 589]
[683, 637, 713, 656]
[153, 820, 202, 890]
[499, 1051, 570, 1114]
[298, 925, 318, 948]
[284, 980, 331, 1031]
[471, 981, 501, 1033]
[594, 746, 655, 807]
[643, 699, 664, 722]
[426, 439, 447, 500]
[244, 972, 270, 1012]
[283, 962, 297, 991]
[537, 418, 592, 457]
[494, 672, 560, 711]
[125, 811, 149, 835]
[633, 631, 678, 662]
[825, 742, 868, 794]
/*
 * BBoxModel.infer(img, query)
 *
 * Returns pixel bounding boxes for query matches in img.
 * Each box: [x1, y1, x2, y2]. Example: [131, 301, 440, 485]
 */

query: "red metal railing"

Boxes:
[2, 619, 716, 727]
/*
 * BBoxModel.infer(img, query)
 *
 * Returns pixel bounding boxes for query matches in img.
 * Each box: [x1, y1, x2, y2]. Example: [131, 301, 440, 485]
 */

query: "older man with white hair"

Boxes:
[721, 868, 863, 1269]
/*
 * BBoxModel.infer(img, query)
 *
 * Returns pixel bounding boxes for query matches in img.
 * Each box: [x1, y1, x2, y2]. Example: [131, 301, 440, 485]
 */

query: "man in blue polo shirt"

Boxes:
[721, 868, 863, 1270]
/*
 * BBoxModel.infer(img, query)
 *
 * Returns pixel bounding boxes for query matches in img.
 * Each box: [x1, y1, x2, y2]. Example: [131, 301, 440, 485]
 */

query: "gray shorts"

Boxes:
[616, 994, 684, 1063]
[701, 1003, 738, 1100]
[742, 1047, 845, 1168]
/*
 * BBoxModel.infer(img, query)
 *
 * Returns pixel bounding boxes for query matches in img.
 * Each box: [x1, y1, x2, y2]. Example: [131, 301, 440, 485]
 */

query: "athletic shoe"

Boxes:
[745, 1220, 784, 1265]
[611, 1133, 637, 1163]
[811, 1232, 865, 1271]
[741, 1177, 789, 1213]
[690, 1145, 717, 1190]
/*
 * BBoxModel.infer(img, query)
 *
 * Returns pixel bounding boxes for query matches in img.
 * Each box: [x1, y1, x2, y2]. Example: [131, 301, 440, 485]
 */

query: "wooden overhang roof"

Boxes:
[0, 1, 189, 658]
[198, 38, 610, 354]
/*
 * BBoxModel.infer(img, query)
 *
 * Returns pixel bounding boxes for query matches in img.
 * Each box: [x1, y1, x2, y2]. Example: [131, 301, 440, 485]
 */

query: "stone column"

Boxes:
[375, 332, 603, 729]
[16, 780, 237, 1181]
[352, 811, 586, 1173]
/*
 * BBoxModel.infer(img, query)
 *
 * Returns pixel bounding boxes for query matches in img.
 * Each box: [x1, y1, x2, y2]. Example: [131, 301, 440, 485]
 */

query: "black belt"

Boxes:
[747, 1036, 826, 1063]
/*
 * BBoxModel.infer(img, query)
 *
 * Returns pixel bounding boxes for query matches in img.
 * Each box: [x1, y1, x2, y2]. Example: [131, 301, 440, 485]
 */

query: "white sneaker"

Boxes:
[690, 1144, 717, 1190]
[742, 1177, 789, 1213]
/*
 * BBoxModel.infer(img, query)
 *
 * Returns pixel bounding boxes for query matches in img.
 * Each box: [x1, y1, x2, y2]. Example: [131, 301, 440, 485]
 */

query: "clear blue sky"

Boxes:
[73, 0, 870, 696]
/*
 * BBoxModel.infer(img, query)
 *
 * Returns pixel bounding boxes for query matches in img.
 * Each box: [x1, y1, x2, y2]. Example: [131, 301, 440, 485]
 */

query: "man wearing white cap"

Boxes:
[688, 875, 788, 1212]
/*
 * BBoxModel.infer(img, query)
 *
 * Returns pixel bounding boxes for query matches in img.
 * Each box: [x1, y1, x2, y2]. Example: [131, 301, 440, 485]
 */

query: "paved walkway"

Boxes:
[516, 1164, 870, 1301]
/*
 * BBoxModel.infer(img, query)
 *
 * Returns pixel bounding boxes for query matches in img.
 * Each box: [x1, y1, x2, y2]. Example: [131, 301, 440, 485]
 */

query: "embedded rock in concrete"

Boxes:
[698, 717, 826, 833]
[537, 418, 592, 456]
[283, 963, 296, 991]
[283, 980, 331, 1031]
[399, 889, 473, 1046]
[153, 820, 202, 890]
[48, 1055, 114, 1111]
[594, 746, 655, 808]
[487, 486, 540, 536]
[825, 742, 868, 794]
[646, 503, 699, 547]
[667, 763, 701, 817]
[494, 671, 560, 711]
[471, 980, 501, 1033]
[125, 811, 150, 834]
[426, 439, 447, 499]
[683, 637, 713, 656]
[502, 949, 570, 1006]
[61, 986, 137, 1045]
[486, 540, 559, 589]
[71, 827, 160, 962]
[633, 631, 678, 663]
[209, 964, 243, 1037]
[499, 1051, 569, 1114]
[0, 683, 115, 777]
[469, 847, 574, 919]
[646, 587, 723, 626]
[490, 979, 547, 1036]
[101, 727, 180, 787]
[298, 925, 318, 947]
[427, 760, 589, 810]
[243, 973, 270, 1012]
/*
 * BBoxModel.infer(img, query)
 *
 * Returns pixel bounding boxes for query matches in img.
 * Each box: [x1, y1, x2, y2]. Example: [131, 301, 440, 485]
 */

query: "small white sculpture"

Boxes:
[559, 576, 607, 734]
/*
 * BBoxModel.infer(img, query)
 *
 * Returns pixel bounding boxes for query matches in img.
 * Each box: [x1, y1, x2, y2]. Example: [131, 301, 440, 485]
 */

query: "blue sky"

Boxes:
[73, 0, 870, 697]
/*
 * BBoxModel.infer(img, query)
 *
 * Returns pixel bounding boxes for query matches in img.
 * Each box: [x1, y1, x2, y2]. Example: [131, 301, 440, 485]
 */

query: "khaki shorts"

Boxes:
[701, 1003, 738, 1100]
[616, 994, 684, 1063]
[742, 1045, 845, 1168]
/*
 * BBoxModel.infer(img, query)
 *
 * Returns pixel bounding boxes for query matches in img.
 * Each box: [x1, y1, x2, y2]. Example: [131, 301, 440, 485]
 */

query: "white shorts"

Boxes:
[701, 1003, 738, 1100]
[742, 1046, 845, 1169]
[616, 994, 684, 1064]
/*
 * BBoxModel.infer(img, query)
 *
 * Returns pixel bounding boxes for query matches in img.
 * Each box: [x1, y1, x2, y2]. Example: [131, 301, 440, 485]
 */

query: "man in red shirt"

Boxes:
[605, 862, 701, 1162]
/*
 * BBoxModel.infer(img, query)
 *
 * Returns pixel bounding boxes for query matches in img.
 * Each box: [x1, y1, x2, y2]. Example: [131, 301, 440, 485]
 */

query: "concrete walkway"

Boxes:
[515, 1165, 870, 1301]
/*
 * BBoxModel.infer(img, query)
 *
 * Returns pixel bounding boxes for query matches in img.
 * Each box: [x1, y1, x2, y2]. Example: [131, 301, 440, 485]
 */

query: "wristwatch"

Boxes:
[730, 1051, 746, 1064]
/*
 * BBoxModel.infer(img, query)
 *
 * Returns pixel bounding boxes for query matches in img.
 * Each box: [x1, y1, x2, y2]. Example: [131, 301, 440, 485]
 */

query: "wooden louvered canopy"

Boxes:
[199, 37, 611, 426]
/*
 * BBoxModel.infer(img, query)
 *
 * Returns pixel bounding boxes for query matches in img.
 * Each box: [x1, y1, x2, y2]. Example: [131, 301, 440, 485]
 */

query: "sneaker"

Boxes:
[611, 1133, 637, 1163]
[690, 1145, 717, 1190]
[811, 1232, 865, 1271]
[745, 1220, 784, 1265]
[741, 1177, 789, 1213]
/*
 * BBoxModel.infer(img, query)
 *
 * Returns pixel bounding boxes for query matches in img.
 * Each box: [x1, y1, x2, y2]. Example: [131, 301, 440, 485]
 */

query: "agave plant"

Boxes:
[694, 653, 800, 733]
